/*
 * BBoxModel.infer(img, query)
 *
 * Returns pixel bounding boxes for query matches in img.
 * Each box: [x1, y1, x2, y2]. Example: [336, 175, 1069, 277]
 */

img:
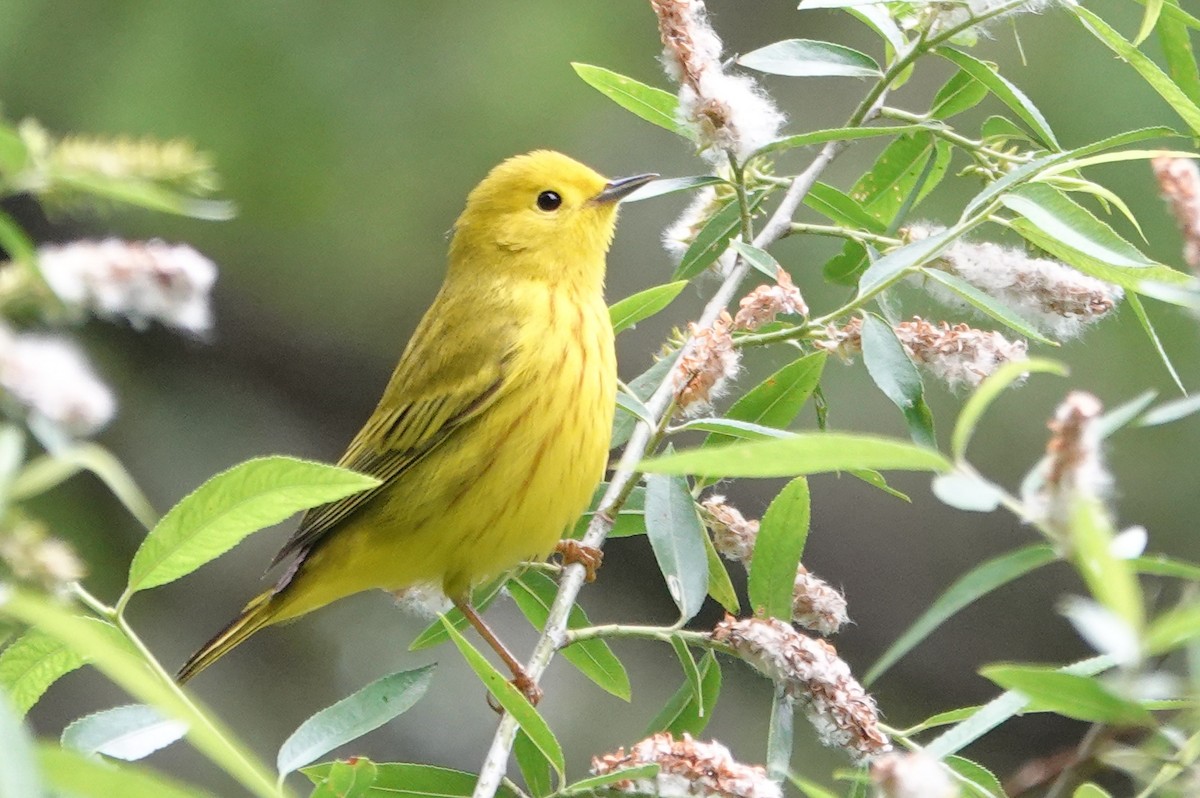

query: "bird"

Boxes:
[177, 151, 655, 702]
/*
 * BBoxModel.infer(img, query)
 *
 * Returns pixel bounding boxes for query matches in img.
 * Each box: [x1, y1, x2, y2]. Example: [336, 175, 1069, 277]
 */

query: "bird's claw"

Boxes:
[555, 540, 603, 582]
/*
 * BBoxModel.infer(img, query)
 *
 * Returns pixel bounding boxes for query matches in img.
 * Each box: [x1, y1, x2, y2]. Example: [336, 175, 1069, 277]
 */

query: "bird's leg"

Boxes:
[555, 539, 603, 582]
[452, 598, 543, 706]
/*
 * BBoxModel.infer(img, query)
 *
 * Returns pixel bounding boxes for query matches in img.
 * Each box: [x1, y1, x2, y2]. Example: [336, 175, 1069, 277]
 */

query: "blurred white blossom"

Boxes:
[0, 328, 114, 437]
[1153, 156, 1200, 274]
[870, 752, 957, 798]
[38, 238, 217, 334]
[1022, 391, 1109, 531]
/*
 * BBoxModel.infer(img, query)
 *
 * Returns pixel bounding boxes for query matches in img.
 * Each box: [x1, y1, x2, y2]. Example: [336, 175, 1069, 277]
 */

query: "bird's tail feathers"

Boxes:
[176, 588, 277, 684]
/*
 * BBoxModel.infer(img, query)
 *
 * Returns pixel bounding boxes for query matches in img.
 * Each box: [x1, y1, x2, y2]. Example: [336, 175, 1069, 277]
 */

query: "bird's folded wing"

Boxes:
[269, 352, 509, 568]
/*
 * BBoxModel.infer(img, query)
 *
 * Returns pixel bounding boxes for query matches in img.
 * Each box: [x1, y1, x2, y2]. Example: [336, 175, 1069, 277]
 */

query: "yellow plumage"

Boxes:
[179, 151, 653, 684]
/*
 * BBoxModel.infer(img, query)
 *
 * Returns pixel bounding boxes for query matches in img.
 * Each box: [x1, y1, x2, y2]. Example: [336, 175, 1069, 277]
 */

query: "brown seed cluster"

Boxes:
[1024, 391, 1108, 531]
[1152, 156, 1200, 273]
[700, 496, 760, 563]
[673, 310, 740, 414]
[818, 316, 1027, 390]
[592, 732, 781, 798]
[733, 267, 808, 331]
[711, 616, 890, 761]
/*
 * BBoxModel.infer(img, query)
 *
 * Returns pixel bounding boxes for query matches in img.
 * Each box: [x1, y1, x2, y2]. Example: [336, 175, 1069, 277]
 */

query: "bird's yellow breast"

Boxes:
[277, 278, 615, 616]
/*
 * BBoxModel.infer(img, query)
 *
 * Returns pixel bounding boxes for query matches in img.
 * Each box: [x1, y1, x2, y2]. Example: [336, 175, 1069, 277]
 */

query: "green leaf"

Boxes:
[306, 757, 378, 798]
[39, 744, 212, 798]
[276, 664, 435, 775]
[1127, 293, 1186, 395]
[645, 651, 721, 737]
[1010, 219, 1196, 303]
[952, 358, 1068, 459]
[610, 281, 688, 334]
[559, 765, 661, 796]
[1000, 184, 1155, 269]
[408, 577, 506, 650]
[643, 433, 951, 478]
[612, 356, 675, 449]
[1097, 390, 1158, 439]
[854, 131, 944, 223]
[708, 353, 827, 447]
[703, 532, 741, 614]
[1074, 6, 1200, 135]
[757, 124, 924, 157]
[1069, 498, 1144, 630]
[1146, 603, 1200, 654]
[574, 484, 647, 539]
[945, 755, 1005, 798]
[965, 127, 1178, 216]
[0, 212, 35, 265]
[514, 729, 554, 797]
[12, 443, 158, 530]
[622, 175, 727, 203]
[849, 469, 910, 502]
[1158, 0, 1200, 107]
[511, 571, 631, 700]
[126, 456, 379, 595]
[1073, 784, 1113, 798]
[1139, 393, 1200, 426]
[865, 545, 1057, 685]
[861, 314, 936, 448]
[1136, 0, 1166, 45]
[924, 655, 1114, 758]
[0, 621, 128, 715]
[571, 63, 690, 138]
[788, 774, 840, 798]
[440, 618, 564, 778]
[302, 762, 521, 798]
[937, 48, 1059, 149]
[670, 636, 705, 717]
[738, 38, 881, 77]
[857, 224, 960, 299]
[921, 269, 1057, 344]
[0, 123, 28, 176]
[980, 665, 1152, 725]
[748, 477, 810, 620]
[62, 704, 187, 762]
[678, 418, 793, 441]
[730, 240, 783, 280]
[674, 191, 765, 281]
[616, 391, 656, 428]
[52, 173, 234, 220]
[0, 590, 279, 798]
[930, 69, 990, 119]
[804, 182, 886, 232]
[1136, 554, 1200, 581]
[0, 692, 40, 798]
[930, 472, 1003, 513]
[644, 472, 709, 622]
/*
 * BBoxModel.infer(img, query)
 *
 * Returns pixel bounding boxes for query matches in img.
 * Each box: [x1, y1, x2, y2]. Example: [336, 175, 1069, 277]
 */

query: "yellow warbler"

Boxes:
[179, 151, 654, 697]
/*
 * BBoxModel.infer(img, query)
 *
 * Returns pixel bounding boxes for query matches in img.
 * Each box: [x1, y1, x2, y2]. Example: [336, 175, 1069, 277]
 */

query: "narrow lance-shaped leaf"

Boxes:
[511, 571, 631, 701]
[748, 477, 810, 621]
[921, 269, 1057, 345]
[1000, 184, 1155, 269]
[514, 730, 554, 798]
[302, 762, 522, 798]
[126, 456, 379, 595]
[936, 48, 1059, 149]
[703, 353, 827, 451]
[559, 766, 662, 796]
[980, 665, 1153, 726]
[952, 358, 1068, 459]
[276, 664, 436, 775]
[670, 636, 705, 716]
[645, 651, 722, 737]
[571, 63, 692, 139]
[861, 314, 936, 449]
[1126, 293, 1186, 395]
[674, 191, 766, 281]
[1157, 0, 1200, 107]
[62, 704, 188, 762]
[440, 618, 565, 778]
[623, 175, 727, 203]
[1073, 6, 1200, 135]
[644, 472, 710, 622]
[865, 545, 1058, 685]
[757, 124, 924, 157]
[930, 69, 990, 119]
[643, 433, 951, 479]
[306, 757, 378, 798]
[610, 281, 688, 334]
[703, 529, 741, 614]
[738, 39, 881, 77]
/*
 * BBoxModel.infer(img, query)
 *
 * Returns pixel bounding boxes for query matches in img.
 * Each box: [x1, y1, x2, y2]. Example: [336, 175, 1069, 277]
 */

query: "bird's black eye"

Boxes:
[536, 190, 562, 211]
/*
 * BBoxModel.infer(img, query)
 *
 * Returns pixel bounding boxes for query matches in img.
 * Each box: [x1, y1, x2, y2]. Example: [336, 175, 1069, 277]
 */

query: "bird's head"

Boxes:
[450, 150, 655, 289]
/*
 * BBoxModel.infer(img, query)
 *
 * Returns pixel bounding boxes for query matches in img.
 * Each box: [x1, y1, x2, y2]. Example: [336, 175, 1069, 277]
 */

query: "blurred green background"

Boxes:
[2, 0, 1197, 794]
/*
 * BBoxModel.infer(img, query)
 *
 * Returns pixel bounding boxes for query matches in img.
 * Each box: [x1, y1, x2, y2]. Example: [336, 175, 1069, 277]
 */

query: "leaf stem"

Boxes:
[787, 222, 902, 249]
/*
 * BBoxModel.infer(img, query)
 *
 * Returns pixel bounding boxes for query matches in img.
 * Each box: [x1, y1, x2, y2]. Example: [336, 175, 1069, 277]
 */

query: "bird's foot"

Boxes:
[555, 540, 603, 582]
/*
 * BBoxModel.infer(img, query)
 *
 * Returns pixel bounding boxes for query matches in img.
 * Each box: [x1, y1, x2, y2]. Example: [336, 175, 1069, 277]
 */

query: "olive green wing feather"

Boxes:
[270, 326, 514, 568]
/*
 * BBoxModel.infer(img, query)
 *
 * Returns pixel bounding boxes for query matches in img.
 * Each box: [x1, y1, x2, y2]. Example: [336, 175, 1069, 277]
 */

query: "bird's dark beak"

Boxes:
[593, 173, 659, 205]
